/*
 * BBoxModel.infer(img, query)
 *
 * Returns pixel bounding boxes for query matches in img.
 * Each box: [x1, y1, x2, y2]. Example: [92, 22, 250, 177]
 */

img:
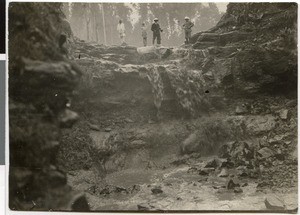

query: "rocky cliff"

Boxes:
[9, 2, 89, 211]
[191, 3, 297, 96]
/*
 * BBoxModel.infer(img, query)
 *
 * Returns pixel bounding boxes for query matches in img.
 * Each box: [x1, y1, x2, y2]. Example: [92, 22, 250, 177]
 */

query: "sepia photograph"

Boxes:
[8, 1, 297, 212]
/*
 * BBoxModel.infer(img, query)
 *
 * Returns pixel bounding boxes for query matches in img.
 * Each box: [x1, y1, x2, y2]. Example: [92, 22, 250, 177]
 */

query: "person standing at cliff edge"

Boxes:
[117, 19, 126, 46]
[141, 23, 147, 46]
[151, 18, 163, 46]
[183, 17, 194, 44]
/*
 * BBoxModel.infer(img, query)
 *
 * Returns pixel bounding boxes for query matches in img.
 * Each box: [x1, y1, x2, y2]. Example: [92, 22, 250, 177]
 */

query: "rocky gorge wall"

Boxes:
[191, 3, 297, 96]
[9, 2, 89, 211]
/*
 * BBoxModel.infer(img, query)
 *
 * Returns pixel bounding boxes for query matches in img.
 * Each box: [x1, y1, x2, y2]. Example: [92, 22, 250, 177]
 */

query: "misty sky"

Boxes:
[215, 3, 228, 12]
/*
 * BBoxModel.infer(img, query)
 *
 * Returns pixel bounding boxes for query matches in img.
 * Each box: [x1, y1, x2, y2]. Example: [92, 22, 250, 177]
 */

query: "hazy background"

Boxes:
[63, 3, 228, 47]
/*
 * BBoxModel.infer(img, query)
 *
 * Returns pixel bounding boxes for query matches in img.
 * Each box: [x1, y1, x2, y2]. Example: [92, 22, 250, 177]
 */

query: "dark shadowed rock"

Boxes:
[48, 170, 67, 188]
[204, 158, 221, 168]
[227, 178, 240, 190]
[137, 203, 156, 211]
[234, 187, 243, 193]
[151, 186, 163, 195]
[198, 169, 210, 176]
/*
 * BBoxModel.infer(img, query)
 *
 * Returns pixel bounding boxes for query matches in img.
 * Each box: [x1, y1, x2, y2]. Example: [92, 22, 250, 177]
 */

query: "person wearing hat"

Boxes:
[183, 17, 194, 44]
[151, 18, 163, 46]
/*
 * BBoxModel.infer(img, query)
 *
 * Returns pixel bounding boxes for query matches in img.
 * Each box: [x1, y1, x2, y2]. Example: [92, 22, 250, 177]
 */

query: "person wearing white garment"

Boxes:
[117, 19, 126, 45]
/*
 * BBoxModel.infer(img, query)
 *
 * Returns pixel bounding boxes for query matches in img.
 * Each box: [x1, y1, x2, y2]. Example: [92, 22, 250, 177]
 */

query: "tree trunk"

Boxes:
[94, 11, 99, 42]
[101, 3, 107, 45]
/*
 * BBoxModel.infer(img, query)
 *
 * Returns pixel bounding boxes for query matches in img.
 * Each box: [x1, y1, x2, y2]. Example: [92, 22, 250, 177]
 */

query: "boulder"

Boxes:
[218, 168, 229, 177]
[220, 159, 235, 168]
[129, 140, 147, 149]
[245, 115, 276, 135]
[199, 168, 215, 176]
[151, 186, 163, 195]
[137, 46, 156, 54]
[227, 178, 240, 189]
[235, 104, 248, 115]
[88, 123, 100, 131]
[279, 109, 289, 120]
[204, 158, 221, 168]
[137, 46, 172, 60]
[219, 31, 251, 45]
[264, 195, 286, 210]
[197, 33, 220, 43]
[257, 147, 274, 159]
[268, 135, 285, 145]
[59, 109, 79, 128]
[137, 203, 156, 211]
[193, 41, 216, 49]
[218, 141, 235, 158]
[105, 127, 112, 132]
[180, 132, 199, 154]
[234, 187, 243, 193]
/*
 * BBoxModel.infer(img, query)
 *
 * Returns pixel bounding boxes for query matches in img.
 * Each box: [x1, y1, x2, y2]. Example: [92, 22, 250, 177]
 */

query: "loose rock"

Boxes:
[151, 186, 163, 195]
[234, 187, 243, 193]
[264, 195, 286, 210]
[257, 147, 274, 159]
[218, 168, 229, 177]
[204, 158, 220, 168]
[279, 109, 289, 120]
[227, 179, 240, 190]
[88, 123, 100, 131]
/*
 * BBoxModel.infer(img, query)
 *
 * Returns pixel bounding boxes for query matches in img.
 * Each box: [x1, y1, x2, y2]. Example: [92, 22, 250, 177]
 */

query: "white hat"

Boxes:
[154, 18, 159, 21]
[185, 16, 190, 20]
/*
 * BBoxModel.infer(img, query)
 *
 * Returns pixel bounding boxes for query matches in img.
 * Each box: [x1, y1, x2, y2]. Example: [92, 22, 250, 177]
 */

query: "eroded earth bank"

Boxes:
[9, 2, 297, 212]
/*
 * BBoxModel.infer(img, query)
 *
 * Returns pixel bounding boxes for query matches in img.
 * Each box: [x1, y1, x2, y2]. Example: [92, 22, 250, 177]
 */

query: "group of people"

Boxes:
[116, 17, 194, 46]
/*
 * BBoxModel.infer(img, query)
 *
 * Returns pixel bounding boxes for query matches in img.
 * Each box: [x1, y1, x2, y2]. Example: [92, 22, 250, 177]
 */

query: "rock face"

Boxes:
[191, 3, 297, 97]
[9, 3, 89, 211]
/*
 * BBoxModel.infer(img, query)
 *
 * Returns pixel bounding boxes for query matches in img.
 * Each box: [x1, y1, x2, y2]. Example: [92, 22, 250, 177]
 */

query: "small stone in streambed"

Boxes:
[234, 187, 243, 193]
[241, 183, 248, 187]
[124, 118, 134, 123]
[151, 186, 163, 195]
[198, 167, 215, 176]
[204, 158, 220, 168]
[227, 179, 240, 190]
[198, 177, 208, 182]
[105, 127, 112, 132]
[137, 203, 155, 211]
[88, 123, 100, 131]
[199, 170, 209, 176]
[218, 168, 229, 177]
